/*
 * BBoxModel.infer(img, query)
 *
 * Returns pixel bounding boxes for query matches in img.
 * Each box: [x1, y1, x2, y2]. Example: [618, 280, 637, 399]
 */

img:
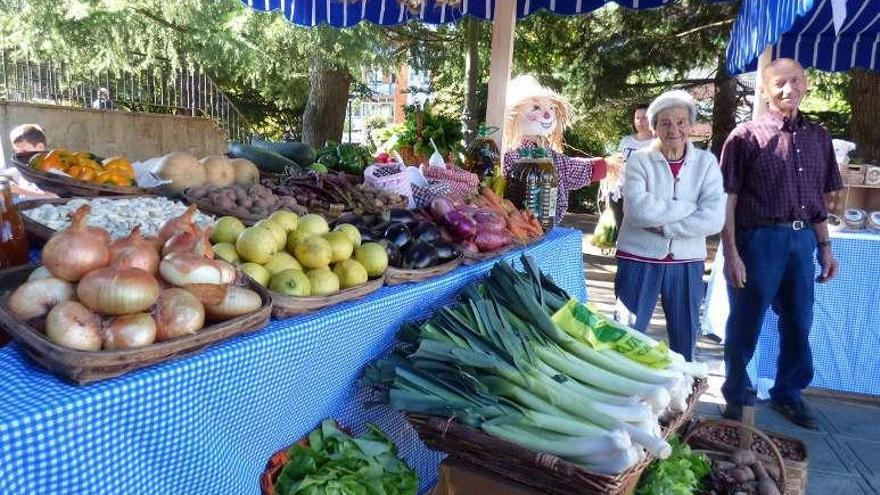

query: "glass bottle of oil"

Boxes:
[532, 147, 559, 230]
[0, 177, 29, 269]
[505, 147, 559, 230]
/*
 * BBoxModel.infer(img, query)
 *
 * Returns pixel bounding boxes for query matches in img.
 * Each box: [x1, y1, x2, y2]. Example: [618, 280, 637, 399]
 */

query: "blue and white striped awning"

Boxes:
[727, 0, 880, 74]
[241, 0, 702, 28]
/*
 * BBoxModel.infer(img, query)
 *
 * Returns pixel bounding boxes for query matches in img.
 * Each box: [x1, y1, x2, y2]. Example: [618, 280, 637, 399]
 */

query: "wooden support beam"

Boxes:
[751, 45, 773, 119]
[485, 0, 517, 152]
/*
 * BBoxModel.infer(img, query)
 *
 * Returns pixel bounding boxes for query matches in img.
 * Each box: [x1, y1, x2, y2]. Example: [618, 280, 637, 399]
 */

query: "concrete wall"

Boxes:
[0, 101, 228, 167]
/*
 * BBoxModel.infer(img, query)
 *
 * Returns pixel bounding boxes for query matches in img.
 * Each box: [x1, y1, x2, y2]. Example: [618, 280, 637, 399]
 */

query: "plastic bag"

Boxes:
[591, 207, 618, 249]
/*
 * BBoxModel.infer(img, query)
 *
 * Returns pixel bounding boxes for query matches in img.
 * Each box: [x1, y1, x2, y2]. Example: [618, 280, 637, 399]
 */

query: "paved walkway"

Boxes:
[561, 213, 880, 495]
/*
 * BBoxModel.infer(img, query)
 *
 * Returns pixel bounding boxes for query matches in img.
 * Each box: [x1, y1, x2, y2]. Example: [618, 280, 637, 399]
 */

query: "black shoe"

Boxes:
[769, 400, 819, 430]
[720, 403, 743, 421]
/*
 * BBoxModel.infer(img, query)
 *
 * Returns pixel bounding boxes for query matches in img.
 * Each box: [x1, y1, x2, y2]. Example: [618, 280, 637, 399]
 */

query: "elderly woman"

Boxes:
[614, 90, 725, 361]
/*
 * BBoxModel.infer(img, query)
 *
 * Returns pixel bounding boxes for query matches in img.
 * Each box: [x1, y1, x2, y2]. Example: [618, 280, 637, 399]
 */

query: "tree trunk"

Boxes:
[851, 69, 880, 162]
[462, 17, 481, 143]
[301, 66, 352, 148]
[711, 55, 738, 158]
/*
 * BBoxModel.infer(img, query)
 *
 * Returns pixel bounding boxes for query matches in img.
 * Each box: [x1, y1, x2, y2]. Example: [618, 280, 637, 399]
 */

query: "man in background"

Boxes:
[4, 124, 56, 199]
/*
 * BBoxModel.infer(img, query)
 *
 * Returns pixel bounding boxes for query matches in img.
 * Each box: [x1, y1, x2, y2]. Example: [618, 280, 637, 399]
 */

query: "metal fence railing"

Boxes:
[0, 51, 252, 143]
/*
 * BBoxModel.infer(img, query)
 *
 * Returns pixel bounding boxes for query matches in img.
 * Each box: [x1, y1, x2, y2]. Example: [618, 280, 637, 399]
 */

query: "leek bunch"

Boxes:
[364, 256, 704, 474]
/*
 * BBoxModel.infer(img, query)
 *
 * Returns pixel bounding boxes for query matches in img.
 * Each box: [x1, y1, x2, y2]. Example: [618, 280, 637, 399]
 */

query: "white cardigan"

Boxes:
[618, 141, 726, 260]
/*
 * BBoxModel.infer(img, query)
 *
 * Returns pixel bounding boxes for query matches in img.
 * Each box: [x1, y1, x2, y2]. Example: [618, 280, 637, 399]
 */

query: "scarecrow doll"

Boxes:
[503, 75, 607, 223]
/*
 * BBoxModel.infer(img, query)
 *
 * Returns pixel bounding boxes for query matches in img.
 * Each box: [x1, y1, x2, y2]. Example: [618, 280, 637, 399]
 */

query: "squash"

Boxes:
[229, 157, 260, 185]
[200, 155, 235, 187]
[151, 152, 206, 193]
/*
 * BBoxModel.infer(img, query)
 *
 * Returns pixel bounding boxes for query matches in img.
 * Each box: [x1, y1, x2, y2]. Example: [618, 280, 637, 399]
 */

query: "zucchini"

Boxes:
[227, 142, 301, 174]
[250, 140, 316, 167]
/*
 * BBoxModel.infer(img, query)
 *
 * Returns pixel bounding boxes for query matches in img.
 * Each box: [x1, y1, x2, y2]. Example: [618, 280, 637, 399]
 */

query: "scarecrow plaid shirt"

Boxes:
[504, 139, 603, 222]
[720, 111, 843, 228]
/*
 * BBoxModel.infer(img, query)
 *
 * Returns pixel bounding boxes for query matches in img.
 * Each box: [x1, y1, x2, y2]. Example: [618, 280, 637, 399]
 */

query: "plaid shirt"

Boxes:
[720, 111, 843, 228]
[503, 140, 598, 222]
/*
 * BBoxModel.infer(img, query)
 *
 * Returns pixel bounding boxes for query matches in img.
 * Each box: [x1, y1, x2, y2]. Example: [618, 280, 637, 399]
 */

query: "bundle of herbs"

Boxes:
[364, 255, 707, 474]
[273, 419, 418, 495]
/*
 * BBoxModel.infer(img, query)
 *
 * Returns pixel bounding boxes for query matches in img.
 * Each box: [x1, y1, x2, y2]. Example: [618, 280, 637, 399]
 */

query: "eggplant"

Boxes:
[379, 239, 403, 268]
[388, 208, 415, 224]
[384, 223, 412, 248]
[403, 242, 440, 270]
[411, 222, 441, 243]
[431, 240, 461, 262]
[359, 228, 381, 243]
[372, 220, 392, 234]
[360, 214, 378, 227]
[333, 212, 362, 228]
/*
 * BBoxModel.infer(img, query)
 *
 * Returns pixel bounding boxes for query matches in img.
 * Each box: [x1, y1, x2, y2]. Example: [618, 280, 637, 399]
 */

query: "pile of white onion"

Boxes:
[7, 204, 263, 352]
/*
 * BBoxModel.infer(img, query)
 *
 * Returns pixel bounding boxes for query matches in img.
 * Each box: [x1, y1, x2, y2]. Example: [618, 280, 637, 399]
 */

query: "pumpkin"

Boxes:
[151, 152, 206, 193]
[200, 155, 236, 188]
[229, 158, 260, 185]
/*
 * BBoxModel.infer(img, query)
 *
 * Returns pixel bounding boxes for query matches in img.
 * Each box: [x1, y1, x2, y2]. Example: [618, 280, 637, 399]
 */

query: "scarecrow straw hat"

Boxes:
[504, 75, 572, 152]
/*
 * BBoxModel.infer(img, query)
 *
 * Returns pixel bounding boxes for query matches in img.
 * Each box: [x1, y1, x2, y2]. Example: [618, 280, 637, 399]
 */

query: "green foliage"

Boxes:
[636, 435, 711, 495]
[801, 71, 852, 138]
[274, 419, 418, 495]
[374, 103, 464, 158]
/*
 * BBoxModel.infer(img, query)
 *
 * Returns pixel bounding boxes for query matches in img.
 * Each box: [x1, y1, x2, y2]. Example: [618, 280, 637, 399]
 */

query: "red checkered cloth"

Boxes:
[412, 182, 452, 208]
[421, 164, 479, 198]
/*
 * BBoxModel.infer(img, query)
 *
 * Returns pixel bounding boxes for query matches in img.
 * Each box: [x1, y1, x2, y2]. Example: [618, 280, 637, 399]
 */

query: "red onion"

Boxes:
[77, 267, 161, 315]
[46, 301, 102, 351]
[430, 197, 455, 219]
[42, 205, 111, 281]
[474, 230, 513, 252]
[103, 313, 157, 350]
[154, 288, 205, 342]
[441, 211, 477, 241]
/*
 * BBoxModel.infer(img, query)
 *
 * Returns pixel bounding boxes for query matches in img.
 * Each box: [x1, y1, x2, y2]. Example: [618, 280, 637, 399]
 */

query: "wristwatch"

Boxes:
[818, 240, 832, 248]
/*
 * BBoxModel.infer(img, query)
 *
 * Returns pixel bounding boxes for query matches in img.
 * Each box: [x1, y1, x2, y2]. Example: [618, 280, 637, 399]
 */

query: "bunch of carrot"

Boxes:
[471, 188, 543, 242]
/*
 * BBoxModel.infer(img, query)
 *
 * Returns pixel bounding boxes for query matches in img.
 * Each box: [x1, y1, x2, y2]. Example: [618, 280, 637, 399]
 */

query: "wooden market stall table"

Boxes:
[703, 230, 880, 398]
[0, 228, 586, 495]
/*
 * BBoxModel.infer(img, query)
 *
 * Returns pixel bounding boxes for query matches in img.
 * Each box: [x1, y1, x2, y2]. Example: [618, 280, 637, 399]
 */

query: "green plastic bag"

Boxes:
[551, 299, 671, 369]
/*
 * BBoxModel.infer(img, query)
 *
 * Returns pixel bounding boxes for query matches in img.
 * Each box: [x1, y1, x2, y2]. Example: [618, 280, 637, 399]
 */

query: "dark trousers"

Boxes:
[615, 258, 704, 361]
[722, 227, 816, 406]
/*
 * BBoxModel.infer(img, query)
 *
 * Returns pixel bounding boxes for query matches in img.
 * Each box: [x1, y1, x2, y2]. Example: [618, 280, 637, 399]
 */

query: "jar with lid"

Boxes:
[505, 147, 559, 230]
[0, 177, 29, 268]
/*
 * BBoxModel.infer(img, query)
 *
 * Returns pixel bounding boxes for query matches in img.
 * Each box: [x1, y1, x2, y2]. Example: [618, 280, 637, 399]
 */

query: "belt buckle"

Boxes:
[792, 220, 805, 231]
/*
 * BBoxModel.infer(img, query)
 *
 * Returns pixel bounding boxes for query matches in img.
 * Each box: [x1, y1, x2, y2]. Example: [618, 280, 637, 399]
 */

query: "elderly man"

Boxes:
[720, 59, 842, 429]
[615, 90, 725, 361]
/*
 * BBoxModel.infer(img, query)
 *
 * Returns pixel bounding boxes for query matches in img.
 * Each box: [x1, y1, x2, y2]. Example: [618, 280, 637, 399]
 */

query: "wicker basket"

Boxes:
[461, 244, 516, 265]
[269, 277, 384, 318]
[16, 195, 158, 244]
[180, 191, 267, 226]
[0, 265, 273, 384]
[408, 377, 707, 495]
[12, 153, 162, 198]
[384, 255, 463, 286]
[683, 418, 808, 495]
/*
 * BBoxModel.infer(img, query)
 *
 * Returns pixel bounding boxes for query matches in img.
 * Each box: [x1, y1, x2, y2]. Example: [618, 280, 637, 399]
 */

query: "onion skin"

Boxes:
[46, 301, 102, 351]
[157, 204, 199, 248]
[162, 226, 214, 259]
[26, 265, 53, 282]
[110, 227, 161, 274]
[102, 313, 157, 350]
[154, 288, 205, 342]
[42, 205, 111, 281]
[159, 253, 236, 287]
[77, 267, 161, 316]
[204, 287, 262, 320]
[8, 277, 77, 321]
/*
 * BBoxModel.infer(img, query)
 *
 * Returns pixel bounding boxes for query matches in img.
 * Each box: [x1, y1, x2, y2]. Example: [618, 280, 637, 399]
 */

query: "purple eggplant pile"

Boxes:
[331, 210, 461, 270]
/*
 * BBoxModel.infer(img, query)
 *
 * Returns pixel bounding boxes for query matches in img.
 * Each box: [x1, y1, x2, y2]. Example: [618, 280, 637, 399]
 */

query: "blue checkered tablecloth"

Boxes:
[0, 228, 587, 495]
[703, 230, 880, 397]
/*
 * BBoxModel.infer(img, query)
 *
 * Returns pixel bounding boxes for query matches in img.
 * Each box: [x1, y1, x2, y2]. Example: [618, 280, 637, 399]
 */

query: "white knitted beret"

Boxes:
[646, 90, 697, 131]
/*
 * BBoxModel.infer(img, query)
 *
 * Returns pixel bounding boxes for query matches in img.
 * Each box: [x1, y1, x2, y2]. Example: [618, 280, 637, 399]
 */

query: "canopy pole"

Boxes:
[485, 0, 517, 151]
[752, 45, 773, 119]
